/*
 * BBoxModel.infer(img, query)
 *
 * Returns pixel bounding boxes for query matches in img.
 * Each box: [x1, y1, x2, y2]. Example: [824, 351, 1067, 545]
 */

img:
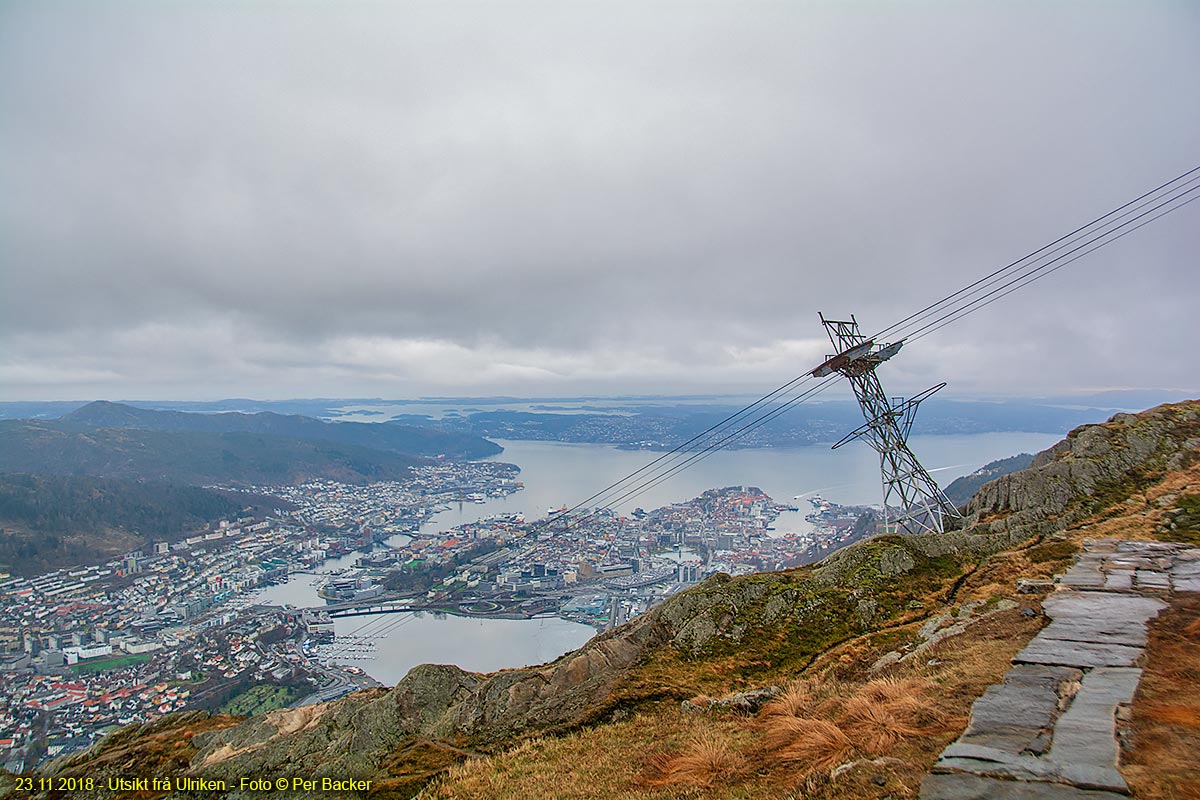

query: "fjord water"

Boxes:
[427, 433, 1062, 534]
[261, 432, 1061, 684]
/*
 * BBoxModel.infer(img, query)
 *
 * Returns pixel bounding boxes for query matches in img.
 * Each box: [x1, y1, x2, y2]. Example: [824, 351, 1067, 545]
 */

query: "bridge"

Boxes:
[295, 593, 553, 620]
[295, 593, 420, 618]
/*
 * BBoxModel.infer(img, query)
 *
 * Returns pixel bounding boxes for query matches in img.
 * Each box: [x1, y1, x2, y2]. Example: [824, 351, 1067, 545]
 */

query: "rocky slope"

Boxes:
[943, 453, 1034, 508]
[24, 401, 1200, 799]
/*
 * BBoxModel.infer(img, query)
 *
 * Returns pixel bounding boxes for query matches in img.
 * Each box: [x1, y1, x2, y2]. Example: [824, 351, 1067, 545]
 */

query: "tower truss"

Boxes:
[813, 313, 960, 535]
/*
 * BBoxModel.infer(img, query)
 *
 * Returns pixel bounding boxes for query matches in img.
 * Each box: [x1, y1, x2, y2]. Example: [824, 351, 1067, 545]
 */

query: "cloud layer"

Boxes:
[2, 1, 1198, 400]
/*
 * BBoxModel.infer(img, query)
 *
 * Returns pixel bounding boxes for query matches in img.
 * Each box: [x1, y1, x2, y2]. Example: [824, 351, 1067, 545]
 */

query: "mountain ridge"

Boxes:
[0, 421, 426, 486]
[61, 401, 501, 460]
[0, 401, 503, 488]
[943, 452, 1035, 508]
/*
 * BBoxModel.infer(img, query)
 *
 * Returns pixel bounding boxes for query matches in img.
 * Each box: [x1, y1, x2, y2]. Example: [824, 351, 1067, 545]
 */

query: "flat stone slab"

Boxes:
[1059, 561, 1106, 588]
[1042, 592, 1166, 619]
[1116, 540, 1181, 553]
[921, 773, 1127, 800]
[1038, 592, 1165, 647]
[1103, 572, 1133, 591]
[1106, 557, 1156, 570]
[961, 692, 1058, 752]
[938, 748, 1059, 783]
[923, 538, 1190, 800]
[936, 746, 1126, 793]
[1015, 639, 1144, 669]
[959, 665, 1081, 753]
[1048, 668, 1140, 777]
[1134, 570, 1171, 590]
[1060, 573, 1107, 589]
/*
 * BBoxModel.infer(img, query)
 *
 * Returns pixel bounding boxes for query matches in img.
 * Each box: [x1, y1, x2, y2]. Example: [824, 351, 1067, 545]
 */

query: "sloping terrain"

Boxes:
[0, 400, 504, 487]
[943, 453, 1035, 507]
[62, 401, 501, 460]
[0, 473, 247, 576]
[0, 421, 426, 486]
[25, 400, 1200, 799]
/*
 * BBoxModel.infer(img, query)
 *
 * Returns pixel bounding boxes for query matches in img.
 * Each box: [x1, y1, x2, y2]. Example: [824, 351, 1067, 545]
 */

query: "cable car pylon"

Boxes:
[814, 312, 960, 535]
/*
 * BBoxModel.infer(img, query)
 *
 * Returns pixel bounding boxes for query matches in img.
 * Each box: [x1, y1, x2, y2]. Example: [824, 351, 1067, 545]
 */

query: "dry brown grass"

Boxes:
[639, 730, 747, 789]
[857, 677, 932, 706]
[762, 717, 854, 775]
[758, 674, 949, 778]
[1140, 703, 1200, 727]
[841, 695, 932, 754]
[1123, 592, 1200, 800]
[760, 677, 841, 720]
[760, 682, 817, 719]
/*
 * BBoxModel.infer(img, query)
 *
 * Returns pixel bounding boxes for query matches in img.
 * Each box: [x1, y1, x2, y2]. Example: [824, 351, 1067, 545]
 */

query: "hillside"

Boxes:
[943, 452, 1035, 507]
[28, 400, 1200, 799]
[61, 401, 502, 460]
[0, 421, 426, 486]
[0, 474, 250, 577]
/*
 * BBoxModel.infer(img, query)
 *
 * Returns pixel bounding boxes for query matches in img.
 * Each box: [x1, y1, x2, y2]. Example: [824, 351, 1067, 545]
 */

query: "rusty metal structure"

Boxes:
[814, 313, 960, 534]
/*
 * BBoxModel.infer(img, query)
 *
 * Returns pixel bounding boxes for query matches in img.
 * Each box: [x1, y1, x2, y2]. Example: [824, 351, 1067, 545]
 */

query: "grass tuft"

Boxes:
[840, 695, 927, 754]
[760, 677, 842, 721]
[762, 716, 854, 777]
[638, 730, 746, 789]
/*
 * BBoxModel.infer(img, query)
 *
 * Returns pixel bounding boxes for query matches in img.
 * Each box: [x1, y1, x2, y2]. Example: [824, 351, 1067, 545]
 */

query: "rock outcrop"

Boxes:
[958, 403, 1199, 541]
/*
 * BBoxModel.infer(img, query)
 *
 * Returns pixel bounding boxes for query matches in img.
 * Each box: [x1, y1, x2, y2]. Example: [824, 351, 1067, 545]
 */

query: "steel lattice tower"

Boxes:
[812, 313, 960, 535]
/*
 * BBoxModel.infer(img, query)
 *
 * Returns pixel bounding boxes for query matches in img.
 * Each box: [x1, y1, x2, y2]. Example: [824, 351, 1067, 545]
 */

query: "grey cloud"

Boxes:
[1, 1, 1198, 400]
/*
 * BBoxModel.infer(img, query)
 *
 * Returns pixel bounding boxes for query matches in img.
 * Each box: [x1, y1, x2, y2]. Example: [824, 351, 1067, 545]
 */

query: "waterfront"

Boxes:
[425, 432, 1062, 533]
[259, 432, 1060, 686]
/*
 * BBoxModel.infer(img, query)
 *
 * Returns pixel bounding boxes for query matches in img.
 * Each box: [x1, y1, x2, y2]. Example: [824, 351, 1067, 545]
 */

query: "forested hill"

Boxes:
[0, 421, 427, 486]
[62, 401, 500, 459]
[0, 473, 239, 534]
[0, 473, 263, 576]
[0, 401, 501, 573]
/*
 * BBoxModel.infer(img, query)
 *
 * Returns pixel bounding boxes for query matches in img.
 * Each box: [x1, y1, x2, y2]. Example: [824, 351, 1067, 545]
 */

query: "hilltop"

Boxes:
[60, 401, 501, 460]
[0, 422, 425, 486]
[27, 400, 1200, 799]
[0, 402, 502, 487]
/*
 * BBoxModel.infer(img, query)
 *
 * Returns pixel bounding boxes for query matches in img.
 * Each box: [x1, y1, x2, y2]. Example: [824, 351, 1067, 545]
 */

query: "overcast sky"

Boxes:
[2, 1, 1197, 402]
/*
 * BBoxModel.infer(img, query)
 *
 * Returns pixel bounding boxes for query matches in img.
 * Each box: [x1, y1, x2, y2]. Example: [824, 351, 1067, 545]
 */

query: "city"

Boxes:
[0, 459, 873, 770]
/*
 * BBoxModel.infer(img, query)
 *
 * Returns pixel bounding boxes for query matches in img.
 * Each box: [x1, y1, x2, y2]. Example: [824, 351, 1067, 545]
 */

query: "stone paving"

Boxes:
[920, 538, 1200, 799]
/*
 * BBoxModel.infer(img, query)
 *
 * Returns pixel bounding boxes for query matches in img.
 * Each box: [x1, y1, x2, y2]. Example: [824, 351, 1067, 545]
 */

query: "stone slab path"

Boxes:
[921, 538, 1200, 799]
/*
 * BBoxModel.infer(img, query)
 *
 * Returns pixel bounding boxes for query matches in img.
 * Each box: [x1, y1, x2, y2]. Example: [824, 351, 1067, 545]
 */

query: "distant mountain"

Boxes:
[61, 401, 500, 459]
[0, 401, 90, 421]
[0, 473, 248, 576]
[943, 452, 1036, 508]
[390, 399, 1111, 449]
[0, 420, 427, 486]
